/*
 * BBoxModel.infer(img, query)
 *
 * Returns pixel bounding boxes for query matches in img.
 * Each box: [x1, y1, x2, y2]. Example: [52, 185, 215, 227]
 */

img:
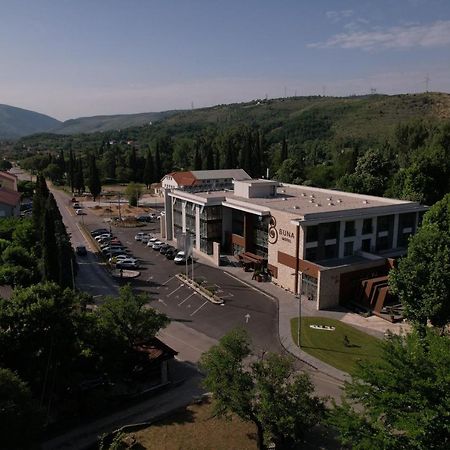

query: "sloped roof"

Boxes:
[169, 171, 197, 187]
[191, 169, 251, 181]
[0, 171, 18, 181]
[0, 187, 21, 206]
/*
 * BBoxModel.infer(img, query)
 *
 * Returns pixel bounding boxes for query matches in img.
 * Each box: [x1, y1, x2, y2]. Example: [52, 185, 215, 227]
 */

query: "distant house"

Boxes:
[0, 171, 18, 191]
[0, 171, 20, 217]
[132, 338, 178, 385]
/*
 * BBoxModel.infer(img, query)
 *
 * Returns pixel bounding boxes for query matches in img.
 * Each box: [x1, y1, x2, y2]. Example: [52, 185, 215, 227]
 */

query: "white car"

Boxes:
[75, 209, 86, 215]
[147, 238, 158, 247]
[152, 240, 163, 250]
[134, 232, 145, 241]
[109, 255, 138, 264]
[141, 235, 151, 243]
[174, 250, 190, 264]
[116, 259, 140, 269]
[95, 233, 112, 241]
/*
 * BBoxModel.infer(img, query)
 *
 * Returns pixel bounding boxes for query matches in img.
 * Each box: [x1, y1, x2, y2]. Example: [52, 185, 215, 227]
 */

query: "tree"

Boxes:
[143, 149, 154, 188]
[0, 159, 12, 170]
[125, 182, 142, 207]
[0, 368, 43, 450]
[32, 174, 49, 234]
[389, 194, 450, 332]
[88, 155, 102, 201]
[95, 285, 170, 373]
[68, 147, 75, 192]
[154, 141, 162, 180]
[74, 157, 85, 194]
[280, 137, 288, 161]
[329, 330, 450, 450]
[200, 329, 325, 449]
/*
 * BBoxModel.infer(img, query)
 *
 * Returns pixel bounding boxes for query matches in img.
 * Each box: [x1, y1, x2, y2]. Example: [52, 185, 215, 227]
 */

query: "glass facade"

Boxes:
[200, 205, 222, 255]
[173, 199, 183, 236]
[232, 210, 245, 236]
[253, 216, 269, 257]
[344, 220, 356, 237]
[397, 212, 416, 248]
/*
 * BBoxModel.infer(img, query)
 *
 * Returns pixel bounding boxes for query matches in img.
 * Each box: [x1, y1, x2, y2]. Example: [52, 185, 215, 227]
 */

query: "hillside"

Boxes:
[52, 110, 182, 135]
[0, 104, 61, 139]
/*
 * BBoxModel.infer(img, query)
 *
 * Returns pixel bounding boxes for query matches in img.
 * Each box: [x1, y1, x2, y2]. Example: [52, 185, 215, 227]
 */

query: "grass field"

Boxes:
[127, 399, 257, 450]
[291, 317, 382, 374]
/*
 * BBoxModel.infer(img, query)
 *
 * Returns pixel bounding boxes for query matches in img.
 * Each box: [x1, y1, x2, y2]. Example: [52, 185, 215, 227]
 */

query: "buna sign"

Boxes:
[279, 228, 295, 243]
[268, 216, 295, 244]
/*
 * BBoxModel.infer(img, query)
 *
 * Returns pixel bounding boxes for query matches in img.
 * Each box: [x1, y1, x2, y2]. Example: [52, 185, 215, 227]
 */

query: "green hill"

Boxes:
[0, 104, 61, 139]
[53, 110, 182, 135]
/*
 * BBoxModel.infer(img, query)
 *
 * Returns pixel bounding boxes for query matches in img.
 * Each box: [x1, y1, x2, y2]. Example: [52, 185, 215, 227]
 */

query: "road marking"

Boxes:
[178, 292, 196, 306]
[167, 284, 184, 297]
[222, 271, 276, 299]
[245, 313, 251, 323]
[190, 301, 208, 316]
[162, 276, 176, 286]
[158, 298, 167, 306]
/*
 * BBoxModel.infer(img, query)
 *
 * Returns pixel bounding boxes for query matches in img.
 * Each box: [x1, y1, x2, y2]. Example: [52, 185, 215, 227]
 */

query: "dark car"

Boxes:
[136, 215, 153, 222]
[159, 244, 171, 254]
[91, 228, 109, 236]
[76, 245, 87, 256]
[165, 248, 178, 260]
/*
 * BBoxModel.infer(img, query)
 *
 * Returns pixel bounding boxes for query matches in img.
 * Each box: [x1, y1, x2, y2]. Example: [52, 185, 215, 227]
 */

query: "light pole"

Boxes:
[297, 271, 303, 347]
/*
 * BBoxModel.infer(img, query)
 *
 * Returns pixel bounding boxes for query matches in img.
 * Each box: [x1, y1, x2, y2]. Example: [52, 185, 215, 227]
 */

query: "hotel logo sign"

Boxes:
[268, 216, 295, 245]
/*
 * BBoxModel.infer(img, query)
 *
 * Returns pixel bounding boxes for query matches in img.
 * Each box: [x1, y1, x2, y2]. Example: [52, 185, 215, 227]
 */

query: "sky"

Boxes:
[1, 0, 450, 120]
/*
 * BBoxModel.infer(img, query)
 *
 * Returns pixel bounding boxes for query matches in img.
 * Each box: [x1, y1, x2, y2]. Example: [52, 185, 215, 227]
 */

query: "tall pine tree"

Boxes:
[154, 142, 162, 181]
[143, 149, 154, 188]
[74, 158, 85, 194]
[88, 155, 101, 201]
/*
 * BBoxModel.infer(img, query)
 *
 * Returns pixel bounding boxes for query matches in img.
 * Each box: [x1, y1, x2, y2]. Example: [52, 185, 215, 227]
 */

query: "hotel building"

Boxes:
[161, 171, 427, 311]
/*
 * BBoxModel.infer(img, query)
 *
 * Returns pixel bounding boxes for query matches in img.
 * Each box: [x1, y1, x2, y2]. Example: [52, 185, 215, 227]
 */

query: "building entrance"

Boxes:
[300, 273, 318, 302]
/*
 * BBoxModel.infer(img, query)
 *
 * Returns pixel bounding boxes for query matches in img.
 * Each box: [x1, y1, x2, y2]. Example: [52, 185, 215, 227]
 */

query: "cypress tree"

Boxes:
[205, 144, 214, 170]
[154, 143, 162, 180]
[41, 195, 60, 283]
[128, 147, 138, 182]
[68, 148, 75, 192]
[74, 158, 85, 195]
[32, 174, 50, 235]
[280, 137, 288, 161]
[88, 155, 102, 201]
[193, 146, 202, 170]
[143, 149, 154, 188]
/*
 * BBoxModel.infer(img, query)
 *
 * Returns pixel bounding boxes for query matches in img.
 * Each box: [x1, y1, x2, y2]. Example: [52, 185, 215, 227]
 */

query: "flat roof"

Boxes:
[190, 169, 251, 180]
[169, 182, 427, 221]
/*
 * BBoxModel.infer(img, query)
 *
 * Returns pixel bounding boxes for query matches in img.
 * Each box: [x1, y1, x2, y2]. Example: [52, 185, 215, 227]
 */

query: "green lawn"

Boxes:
[291, 317, 382, 374]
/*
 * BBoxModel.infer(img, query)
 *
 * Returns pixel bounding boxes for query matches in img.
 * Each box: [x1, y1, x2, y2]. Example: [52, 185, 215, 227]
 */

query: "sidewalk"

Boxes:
[192, 251, 410, 382]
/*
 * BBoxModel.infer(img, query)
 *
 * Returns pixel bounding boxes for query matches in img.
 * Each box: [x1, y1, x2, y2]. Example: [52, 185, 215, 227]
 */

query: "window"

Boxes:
[362, 218, 372, 235]
[306, 225, 318, 243]
[232, 210, 245, 236]
[321, 222, 339, 240]
[377, 215, 393, 233]
[305, 247, 317, 262]
[361, 238, 371, 252]
[344, 221, 355, 237]
[324, 244, 338, 259]
[344, 241, 354, 257]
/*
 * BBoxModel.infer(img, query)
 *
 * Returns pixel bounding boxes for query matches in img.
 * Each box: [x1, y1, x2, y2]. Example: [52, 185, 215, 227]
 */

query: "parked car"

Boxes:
[152, 241, 164, 250]
[95, 233, 112, 241]
[136, 215, 152, 223]
[159, 244, 171, 255]
[109, 255, 138, 264]
[134, 232, 146, 241]
[76, 245, 87, 256]
[75, 209, 86, 215]
[102, 246, 126, 254]
[108, 249, 130, 257]
[147, 238, 158, 247]
[165, 248, 178, 260]
[116, 260, 140, 269]
[73, 203, 82, 209]
[141, 234, 151, 244]
[91, 228, 109, 236]
[174, 251, 191, 264]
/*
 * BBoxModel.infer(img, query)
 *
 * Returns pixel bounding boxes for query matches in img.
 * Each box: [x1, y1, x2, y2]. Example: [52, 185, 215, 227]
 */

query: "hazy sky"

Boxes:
[1, 0, 450, 120]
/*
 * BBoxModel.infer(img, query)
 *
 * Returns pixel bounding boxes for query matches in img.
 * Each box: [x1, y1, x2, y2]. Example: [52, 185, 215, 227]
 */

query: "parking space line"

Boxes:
[178, 291, 197, 306]
[190, 300, 208, 316]
[167, 284, 184, 297]
[162, 276, 176, 286]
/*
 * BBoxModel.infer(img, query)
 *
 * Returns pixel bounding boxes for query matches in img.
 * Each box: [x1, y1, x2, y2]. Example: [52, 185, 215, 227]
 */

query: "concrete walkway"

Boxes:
[192, 251, 411, 382]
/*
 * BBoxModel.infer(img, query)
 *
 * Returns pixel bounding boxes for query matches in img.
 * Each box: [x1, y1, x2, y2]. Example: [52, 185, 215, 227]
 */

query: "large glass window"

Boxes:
[321, 222, 339, 240]
[306, 225, 318, 243]
[344, 221, 355, 237]
[199, 205, 223, 255]
[253, 216, 269, 257]
[324, 243, 338, 259]
[362, 218, 373, 235]
[305, 247, 317, 261]
[232, 210, 245, 236]
[344, 241, 354, 257]
[397, 212, 416, 248]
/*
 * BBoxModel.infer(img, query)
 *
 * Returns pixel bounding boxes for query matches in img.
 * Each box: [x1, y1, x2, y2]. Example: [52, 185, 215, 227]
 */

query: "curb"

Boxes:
[176, 274, 223, 304]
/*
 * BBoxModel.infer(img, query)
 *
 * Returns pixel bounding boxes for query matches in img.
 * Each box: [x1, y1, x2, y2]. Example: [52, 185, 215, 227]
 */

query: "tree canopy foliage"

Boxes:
[329, 330, 450, 450]
[389, 193, 450, 331]
[200, 329, 325, 449]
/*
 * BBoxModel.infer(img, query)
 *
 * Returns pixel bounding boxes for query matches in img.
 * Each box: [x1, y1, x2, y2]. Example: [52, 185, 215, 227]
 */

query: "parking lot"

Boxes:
[89, 223, 280, 352]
